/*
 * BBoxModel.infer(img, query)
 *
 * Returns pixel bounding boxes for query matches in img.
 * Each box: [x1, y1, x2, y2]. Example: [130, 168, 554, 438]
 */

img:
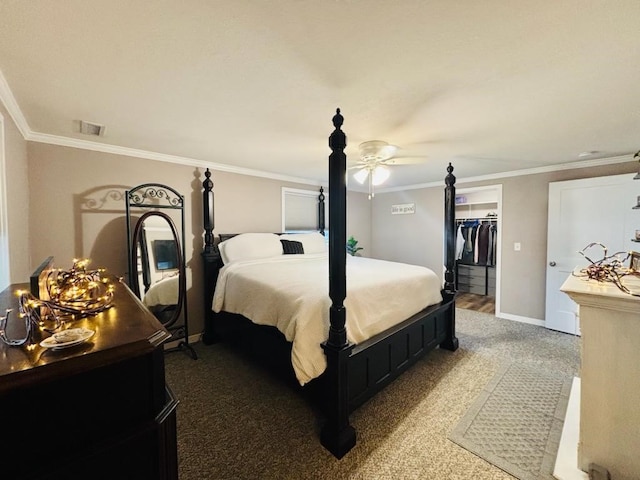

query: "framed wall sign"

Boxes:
[391, 203, 415, 215]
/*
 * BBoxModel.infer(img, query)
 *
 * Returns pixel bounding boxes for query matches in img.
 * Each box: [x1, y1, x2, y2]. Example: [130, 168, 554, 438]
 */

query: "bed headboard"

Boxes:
[200, 175, 327, 343]
[201, 170, 326, 254]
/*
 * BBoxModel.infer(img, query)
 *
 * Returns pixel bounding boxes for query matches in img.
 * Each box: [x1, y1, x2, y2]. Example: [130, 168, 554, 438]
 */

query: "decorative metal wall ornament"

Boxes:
[0, 259, 115, 346]
[573, 242, 640, 296]
[127, 186, 183, 208]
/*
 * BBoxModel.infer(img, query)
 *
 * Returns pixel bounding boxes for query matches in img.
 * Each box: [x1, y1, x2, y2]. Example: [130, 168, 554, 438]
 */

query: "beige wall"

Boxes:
[372, 161, 639, 321]
[26, 142, 370, 335]
[347, 191, 371, 256]
[371, 189, 444, 276]
[0, 104, 30, 283]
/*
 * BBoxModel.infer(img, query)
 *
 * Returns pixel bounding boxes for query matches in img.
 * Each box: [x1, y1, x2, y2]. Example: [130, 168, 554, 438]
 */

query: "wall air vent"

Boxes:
[79, 120, 106, 136]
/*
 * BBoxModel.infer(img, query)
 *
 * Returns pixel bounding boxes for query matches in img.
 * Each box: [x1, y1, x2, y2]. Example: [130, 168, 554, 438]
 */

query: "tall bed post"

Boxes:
[201, 168, 220, 344]
[320, 108, 356, 458]
[441, 162, 459, 351]
[318, 186, 325, 235]
[443, 162, 456, 295]
[203, 169, 215, 255]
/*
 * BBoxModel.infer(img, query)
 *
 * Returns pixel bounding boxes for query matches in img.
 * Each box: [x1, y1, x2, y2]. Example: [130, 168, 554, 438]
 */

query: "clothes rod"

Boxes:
[456, 216, 498, 221]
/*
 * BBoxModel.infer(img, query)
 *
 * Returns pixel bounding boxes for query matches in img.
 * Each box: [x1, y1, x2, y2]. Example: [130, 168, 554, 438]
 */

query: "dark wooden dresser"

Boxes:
[0, 279, 178, 480]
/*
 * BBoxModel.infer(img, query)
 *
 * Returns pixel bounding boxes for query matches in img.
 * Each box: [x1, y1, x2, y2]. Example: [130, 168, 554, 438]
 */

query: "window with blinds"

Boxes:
[281, 187, 328, 233]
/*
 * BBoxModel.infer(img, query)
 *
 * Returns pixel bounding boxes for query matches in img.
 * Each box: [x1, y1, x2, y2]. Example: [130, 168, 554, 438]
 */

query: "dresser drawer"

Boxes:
[457, 263, 490, 296]
[462, 276, 486, 287]
[458, 283, 486, 294]
[468, 284, 486, 295]
[457, 264, 485, 280]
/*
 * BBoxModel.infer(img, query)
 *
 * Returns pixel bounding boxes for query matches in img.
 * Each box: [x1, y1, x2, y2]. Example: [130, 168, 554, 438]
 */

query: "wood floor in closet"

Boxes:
[456, 292, 495, 314]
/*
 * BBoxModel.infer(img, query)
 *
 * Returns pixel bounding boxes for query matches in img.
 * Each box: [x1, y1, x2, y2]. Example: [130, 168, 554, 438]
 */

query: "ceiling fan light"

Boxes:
[353, 168, 369, 184]
[372, 166, 390, 186]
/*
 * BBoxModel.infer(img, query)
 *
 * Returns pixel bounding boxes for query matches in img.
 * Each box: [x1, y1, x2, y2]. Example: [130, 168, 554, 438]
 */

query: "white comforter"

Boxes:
[143, 275, 179, 307]
[212, 253, 443, 385]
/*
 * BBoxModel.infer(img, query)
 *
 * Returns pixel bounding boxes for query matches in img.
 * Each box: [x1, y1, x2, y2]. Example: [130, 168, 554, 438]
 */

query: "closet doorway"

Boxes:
[455, 185, 502, 315]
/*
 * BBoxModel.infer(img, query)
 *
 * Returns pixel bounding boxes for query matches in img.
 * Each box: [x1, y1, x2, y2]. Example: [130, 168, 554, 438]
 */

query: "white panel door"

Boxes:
[546, 174, 637, 334]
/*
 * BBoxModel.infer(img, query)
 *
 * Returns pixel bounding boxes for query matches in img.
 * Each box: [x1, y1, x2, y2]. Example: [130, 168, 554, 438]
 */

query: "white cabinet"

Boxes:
[561, 273, 640, 479]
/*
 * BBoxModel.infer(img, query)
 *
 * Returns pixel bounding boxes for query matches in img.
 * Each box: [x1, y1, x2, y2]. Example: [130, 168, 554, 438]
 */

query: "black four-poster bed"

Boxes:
[201, 109, 458, 459]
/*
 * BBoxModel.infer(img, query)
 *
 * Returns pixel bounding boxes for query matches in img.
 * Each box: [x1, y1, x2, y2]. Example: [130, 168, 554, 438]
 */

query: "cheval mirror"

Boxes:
[125, 183, 197, 359]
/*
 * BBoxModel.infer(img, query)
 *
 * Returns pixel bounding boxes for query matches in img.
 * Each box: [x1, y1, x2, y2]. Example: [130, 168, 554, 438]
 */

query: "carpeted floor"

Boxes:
[165, 309, 580, 480]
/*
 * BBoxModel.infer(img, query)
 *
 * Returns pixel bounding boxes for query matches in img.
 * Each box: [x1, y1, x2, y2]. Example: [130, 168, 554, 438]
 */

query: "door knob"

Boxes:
[549, 261, 556, 267]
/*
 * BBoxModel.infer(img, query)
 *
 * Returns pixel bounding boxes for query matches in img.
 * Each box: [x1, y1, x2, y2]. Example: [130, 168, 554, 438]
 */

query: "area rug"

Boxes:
[449, 362, 573, 480]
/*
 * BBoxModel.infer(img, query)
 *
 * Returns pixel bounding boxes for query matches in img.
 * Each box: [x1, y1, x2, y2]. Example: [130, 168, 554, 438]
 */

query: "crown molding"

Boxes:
[0, 70, 30, 139]
[376, 154, 637, 194]
[27, 131, 322, 186]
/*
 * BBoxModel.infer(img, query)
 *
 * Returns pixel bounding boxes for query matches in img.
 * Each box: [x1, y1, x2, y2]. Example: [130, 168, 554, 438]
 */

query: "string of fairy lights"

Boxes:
[0, 259, 114, 346]
[573, 242, 640, 296]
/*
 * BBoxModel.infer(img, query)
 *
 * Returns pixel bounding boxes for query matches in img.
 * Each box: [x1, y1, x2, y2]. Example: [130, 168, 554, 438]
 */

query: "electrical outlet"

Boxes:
[514, 242, 521, 251]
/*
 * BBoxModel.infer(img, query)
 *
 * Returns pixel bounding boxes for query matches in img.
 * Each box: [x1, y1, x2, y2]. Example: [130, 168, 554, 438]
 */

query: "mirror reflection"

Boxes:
[131, 211, 183, 327]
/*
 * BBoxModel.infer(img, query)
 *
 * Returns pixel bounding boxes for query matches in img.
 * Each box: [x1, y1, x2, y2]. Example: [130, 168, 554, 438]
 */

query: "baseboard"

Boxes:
[497, 312, 545, 327]
[554, 377, 588, 480]
[163, 333, 202, 350]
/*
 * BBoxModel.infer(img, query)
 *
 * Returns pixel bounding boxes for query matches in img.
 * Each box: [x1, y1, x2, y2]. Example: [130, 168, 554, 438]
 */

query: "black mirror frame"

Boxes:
[125, 183, 196, 359]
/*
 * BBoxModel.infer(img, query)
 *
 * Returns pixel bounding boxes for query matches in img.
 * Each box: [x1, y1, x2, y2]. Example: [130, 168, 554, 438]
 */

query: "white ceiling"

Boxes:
[1, 1, 639, 189]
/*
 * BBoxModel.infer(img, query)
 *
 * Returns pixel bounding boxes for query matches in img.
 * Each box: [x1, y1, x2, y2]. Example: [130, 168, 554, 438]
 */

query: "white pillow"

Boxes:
[280, 232, 327, 254]
[219, 233, 283, 264]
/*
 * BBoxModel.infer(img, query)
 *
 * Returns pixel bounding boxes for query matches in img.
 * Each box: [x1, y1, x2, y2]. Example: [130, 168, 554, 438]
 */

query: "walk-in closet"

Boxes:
[455, 186, 501, 314]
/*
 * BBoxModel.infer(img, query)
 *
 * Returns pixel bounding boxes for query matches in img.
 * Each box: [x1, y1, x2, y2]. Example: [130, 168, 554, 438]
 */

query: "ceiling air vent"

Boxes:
[79, 120, 106, 136]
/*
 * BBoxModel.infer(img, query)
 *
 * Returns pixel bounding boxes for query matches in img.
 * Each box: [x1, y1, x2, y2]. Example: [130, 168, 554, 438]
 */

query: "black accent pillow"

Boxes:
[281, 239, 304, 254]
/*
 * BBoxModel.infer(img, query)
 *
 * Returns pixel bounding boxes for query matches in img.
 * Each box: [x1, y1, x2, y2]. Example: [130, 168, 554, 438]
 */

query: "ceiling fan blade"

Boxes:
[378, 144, 398, 161]
[454, 154, 516, 164]
[383, 156, 428, 166]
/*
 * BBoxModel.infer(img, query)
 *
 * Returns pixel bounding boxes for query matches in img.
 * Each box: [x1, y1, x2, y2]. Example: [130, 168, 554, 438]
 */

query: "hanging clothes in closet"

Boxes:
[487, 223, 497, 266]
[456, 220, 497, 265]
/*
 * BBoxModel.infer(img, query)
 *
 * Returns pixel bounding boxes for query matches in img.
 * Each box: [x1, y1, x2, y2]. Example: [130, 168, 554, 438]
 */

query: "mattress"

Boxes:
[212, 253, 443, 385]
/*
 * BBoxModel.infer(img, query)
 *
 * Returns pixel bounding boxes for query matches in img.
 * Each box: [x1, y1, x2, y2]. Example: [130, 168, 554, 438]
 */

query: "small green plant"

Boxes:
[347, 236, 363, 256]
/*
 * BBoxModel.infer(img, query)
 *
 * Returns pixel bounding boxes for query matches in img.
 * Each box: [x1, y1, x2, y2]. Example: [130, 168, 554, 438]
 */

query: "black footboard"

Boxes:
[348, 297, 456, 411]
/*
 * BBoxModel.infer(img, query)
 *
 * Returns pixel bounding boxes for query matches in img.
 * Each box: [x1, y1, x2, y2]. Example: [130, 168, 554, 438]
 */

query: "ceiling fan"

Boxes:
[350, 140, 425, 199]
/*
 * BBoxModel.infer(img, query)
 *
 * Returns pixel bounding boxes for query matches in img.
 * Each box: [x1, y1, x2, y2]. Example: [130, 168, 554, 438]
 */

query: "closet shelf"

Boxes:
[457, 216, 498, 221]
[456, 201, 498, 206]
